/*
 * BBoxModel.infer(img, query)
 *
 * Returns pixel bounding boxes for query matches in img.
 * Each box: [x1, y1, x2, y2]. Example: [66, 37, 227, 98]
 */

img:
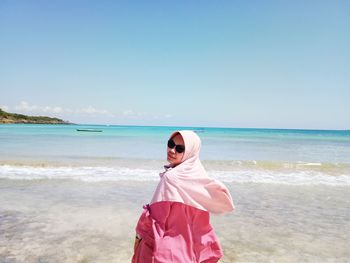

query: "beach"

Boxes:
[2, 0, 349, 261]
[1, 125, 350, 262]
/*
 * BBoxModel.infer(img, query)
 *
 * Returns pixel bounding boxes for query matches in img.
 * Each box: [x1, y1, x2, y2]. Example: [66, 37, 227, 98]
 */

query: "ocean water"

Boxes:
[1, 124, 350, 262]
[1, 124, 349, 185]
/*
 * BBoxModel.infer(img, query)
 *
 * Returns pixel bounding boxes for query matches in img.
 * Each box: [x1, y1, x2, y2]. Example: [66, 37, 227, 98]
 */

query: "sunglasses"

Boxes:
[167, 139, 185, 153]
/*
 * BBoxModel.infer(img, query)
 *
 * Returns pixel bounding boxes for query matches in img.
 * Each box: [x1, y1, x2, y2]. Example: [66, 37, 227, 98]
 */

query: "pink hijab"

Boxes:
[150, 130, 234, 214]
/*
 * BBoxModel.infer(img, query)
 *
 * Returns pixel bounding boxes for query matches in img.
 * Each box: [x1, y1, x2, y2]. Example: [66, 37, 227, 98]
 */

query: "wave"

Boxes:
[0, 164, 349, 186]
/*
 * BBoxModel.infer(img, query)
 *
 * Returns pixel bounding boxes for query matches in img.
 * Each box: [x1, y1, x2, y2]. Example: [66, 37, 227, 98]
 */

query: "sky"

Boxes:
[0, 0, 349, 129]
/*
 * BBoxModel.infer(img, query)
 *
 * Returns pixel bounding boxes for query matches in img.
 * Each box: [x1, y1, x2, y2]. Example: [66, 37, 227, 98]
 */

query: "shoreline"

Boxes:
[1, 159, 349, 186]
[1, 156, 349, 171]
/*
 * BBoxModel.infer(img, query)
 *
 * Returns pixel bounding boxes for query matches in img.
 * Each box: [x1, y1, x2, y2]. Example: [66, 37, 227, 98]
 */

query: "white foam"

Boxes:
[0, 165, 349, 186]
[0, 165, 160, 182]
[208, 170, 350, 186]
[296, 162, 322, 166]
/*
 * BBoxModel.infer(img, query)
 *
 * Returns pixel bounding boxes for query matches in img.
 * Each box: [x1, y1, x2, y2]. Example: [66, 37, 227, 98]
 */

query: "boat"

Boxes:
[76, 129, 103, 132]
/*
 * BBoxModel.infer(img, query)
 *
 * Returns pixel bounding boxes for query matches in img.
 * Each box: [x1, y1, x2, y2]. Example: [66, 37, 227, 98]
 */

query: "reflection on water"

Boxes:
[1, 180, 349, 263]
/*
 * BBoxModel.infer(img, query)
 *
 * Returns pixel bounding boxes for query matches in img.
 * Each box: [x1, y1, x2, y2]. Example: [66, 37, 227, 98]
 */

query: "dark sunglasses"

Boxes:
[167, 139, 185, 153]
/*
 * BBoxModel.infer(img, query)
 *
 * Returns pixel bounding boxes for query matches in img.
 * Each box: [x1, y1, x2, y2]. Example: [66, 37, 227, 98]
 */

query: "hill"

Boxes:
[0, 108, 71, 124]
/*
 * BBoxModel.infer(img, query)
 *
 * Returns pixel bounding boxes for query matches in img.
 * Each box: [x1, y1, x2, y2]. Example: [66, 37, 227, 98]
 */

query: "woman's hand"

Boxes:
[133, 236, 141, 253]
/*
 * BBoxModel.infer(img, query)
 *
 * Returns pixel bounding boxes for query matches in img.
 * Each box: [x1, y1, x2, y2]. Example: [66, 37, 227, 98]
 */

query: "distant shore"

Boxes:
[0, 108, 71, 124]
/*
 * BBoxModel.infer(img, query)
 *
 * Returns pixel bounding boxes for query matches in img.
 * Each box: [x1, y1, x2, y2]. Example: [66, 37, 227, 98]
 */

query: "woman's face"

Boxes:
[167, 133, 185, 166]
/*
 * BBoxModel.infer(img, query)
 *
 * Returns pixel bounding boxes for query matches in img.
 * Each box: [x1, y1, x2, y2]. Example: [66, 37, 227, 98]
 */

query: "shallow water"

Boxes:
[1, 125, 349, 262]
[1, 179, 349, 263]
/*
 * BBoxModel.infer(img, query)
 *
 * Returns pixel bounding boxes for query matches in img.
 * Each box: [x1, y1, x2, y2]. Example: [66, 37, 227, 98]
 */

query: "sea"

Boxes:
[1, 124, 350, 262]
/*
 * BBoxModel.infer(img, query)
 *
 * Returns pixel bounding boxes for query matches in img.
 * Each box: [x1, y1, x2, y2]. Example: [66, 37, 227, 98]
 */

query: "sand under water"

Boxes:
[1, 177, 349, 263]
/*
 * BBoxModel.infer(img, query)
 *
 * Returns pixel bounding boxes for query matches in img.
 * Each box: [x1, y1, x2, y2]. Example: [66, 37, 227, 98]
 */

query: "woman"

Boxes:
[132, 130, 234, 263]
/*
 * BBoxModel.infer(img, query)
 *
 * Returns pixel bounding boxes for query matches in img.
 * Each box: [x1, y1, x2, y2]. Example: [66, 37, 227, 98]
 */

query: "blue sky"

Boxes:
[0, 0, 349, 129]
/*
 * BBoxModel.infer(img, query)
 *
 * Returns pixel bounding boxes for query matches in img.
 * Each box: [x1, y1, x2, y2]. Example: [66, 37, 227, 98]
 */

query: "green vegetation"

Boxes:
[0, 108, 71, 124]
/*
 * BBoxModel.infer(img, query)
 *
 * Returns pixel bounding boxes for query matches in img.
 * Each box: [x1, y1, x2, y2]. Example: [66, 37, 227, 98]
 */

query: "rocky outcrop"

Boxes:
[0, 108, 71, 124]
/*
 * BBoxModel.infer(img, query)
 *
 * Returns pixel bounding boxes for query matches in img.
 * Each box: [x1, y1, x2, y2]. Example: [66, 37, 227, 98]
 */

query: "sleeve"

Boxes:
[192, 210, 223, 263]
[149, 202, 176, 263]
[149, 201, 172, 239]
[135, 204, 155, 247]
[134, 202, 172, 262]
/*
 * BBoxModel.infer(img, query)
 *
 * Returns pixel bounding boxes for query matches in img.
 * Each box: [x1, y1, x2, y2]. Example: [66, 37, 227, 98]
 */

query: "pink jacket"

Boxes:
[132, 201, 223, 263]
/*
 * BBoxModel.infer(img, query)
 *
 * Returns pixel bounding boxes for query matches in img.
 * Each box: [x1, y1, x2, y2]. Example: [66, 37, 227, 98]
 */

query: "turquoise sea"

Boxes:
[1, 124, 350, 262]
[1, 124, 350, 184]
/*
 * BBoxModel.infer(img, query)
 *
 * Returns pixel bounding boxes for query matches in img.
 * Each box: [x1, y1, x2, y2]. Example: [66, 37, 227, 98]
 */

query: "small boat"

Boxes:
[76, 129, 103, 132]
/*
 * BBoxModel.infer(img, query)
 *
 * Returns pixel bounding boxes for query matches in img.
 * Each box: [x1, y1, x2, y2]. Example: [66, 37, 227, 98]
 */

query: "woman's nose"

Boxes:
[169, 148, 176, 153]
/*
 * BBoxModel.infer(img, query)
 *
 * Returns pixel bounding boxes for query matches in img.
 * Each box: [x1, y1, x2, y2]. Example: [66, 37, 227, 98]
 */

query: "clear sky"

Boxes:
[0, 0, 349, 129]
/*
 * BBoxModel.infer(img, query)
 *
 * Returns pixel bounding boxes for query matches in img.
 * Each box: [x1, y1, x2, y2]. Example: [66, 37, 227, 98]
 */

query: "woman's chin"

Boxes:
[167, 157, 177, 166]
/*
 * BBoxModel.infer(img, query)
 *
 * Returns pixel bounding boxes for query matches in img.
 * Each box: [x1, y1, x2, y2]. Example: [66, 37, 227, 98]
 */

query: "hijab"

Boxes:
[150, 130, 234, 214]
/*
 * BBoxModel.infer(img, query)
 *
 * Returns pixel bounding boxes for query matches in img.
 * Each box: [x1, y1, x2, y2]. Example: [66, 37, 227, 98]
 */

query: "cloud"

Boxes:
[11, 101, 113, 117]
[77, 106, 113, 116]
[15, 101, 39, 112]
[7, 101, 172, 123]
[13, 101, 64, 114]
[121, 110, 172, 120]
[122, 109, 146, 117]
[1, 105, 9, 111]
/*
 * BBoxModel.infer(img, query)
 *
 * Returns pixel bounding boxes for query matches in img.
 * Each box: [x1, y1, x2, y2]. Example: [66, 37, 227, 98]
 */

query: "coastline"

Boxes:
[0, 108, 72, 124]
